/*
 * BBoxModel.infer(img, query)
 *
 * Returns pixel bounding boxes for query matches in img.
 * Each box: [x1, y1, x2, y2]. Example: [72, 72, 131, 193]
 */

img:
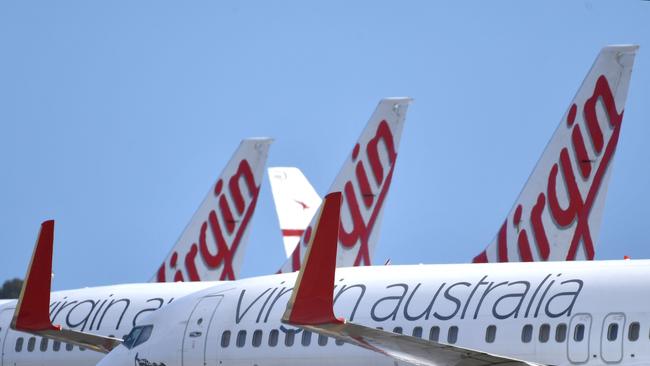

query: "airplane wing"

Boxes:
[267, 167, 322, 257]
[281, 193, 540, 366]
[297, 322, 537, 366]
[11, 220, 122, 353]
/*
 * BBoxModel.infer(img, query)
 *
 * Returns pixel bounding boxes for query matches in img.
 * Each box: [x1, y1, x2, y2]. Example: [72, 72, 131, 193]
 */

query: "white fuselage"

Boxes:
[0, 281, 216, 366]
[100, 259, 650, 366]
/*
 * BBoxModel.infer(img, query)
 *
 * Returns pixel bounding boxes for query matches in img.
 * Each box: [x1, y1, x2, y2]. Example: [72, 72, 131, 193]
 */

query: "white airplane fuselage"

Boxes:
[0, 281, 216, 366]
[96, 259, 650, 366]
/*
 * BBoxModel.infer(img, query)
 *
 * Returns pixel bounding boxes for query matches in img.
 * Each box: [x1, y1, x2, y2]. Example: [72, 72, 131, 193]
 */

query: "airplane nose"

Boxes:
[95, 346, 131, 366]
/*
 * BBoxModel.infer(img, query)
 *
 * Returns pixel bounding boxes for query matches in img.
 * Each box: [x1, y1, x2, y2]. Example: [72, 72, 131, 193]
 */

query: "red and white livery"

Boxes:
[473, 45, 637, 263]
[154, 138, 273, 282]
[278, 97, 412, 273]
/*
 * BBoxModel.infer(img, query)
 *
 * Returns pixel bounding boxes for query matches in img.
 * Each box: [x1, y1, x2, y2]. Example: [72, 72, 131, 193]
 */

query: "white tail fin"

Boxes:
[152, 138, 273, 281]
[278, 97, 412, 273]
[473, 45, 638, 263]
[267, 167, 322, 257]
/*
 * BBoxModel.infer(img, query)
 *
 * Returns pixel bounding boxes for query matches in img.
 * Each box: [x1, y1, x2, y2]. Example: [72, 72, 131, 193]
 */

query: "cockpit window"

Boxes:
[123, 325, 154, 349]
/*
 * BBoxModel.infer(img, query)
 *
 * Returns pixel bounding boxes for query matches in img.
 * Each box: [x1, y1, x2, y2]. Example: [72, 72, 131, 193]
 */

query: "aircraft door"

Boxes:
[0, 308, 15, 366]
[182, 295, 223, 366]
[601, 313, 625, 363]
[568, 313, 592, 364]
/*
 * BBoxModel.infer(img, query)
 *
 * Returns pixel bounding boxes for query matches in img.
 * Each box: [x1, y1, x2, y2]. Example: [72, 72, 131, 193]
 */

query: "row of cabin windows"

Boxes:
[520, 323, 578, 343]
[518, 322, 642, 344]
[221, 329, 345, 348]
[220, 322, 642, 348]
[220, 326, 460, 348]
[15, 337, 79, 352]
[14, 334, 125, 353]
[9, 321, 645, 352]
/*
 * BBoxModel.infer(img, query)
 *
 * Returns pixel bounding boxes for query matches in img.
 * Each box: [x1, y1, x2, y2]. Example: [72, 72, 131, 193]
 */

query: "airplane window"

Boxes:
[79, 347, 86, 351]
[607, 323, 619, 341]
[574, 324, 585, 342]
[629, 322, 640, 341]
[123, 325, 154, 349]
[123, 327, 143, 349]
[556, 323, 567, 342]
[221, 331, 231, 348]
[40, 337, 48, 352]
[318, 334, 328, 346]
[53, 340, 61, 352]
[133, 326, 153, 348]
[448, 326, 458, 344]
[301, 330, 312, 346]
[335, 338, 344, 346]
[15, 337, 23, 352]
[485, 325, 496, 343]
[429, 326, 440, 342]
[539, 324, 550, 343]
[27, 337, 36, 352]
[285, 330, 295, 347]
[412, 326, 423, 338]
[268, 330, 278, 347]
[521, 325, 532, 343]
[252, 330, 262, 347]
[236, 330, 247, 348]
[393, 327, 403, 334]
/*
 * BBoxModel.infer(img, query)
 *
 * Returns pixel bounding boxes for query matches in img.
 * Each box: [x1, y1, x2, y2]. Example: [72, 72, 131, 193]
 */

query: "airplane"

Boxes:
[269, 42, 635, 265]
[0, 138, 272, 365]
[4, 45, 640, 366]
[0, 98, 412, 366]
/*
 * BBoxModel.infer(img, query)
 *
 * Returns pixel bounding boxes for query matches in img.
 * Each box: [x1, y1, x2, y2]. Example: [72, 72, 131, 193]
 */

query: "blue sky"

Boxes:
[1, 1, 649, 290]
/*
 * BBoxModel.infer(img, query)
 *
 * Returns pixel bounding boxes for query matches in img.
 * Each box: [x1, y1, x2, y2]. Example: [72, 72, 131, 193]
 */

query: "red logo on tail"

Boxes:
[285, 120, 400, 272]
[156, 159, 260, 281]
[474, 75, 623, 263]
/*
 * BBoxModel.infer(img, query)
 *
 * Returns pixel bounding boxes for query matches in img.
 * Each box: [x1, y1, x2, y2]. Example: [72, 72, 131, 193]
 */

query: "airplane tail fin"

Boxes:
[268, 167, 322, 258]
[473, 45, 638, 263]
[153, 138, 273, 282]
[278, 97, 412, 273]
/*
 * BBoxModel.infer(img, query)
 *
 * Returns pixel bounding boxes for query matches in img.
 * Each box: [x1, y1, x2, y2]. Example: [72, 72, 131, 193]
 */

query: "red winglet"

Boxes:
[282, 192, 343, 325]
[12, 220, 60, 332]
